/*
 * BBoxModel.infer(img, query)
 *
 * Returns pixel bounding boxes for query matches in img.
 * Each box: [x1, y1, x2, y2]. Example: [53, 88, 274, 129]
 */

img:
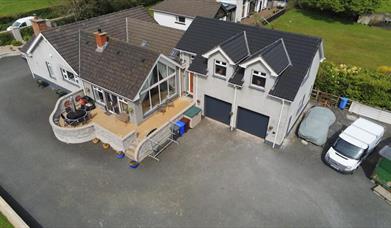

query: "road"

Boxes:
[1, 56, 391, 227]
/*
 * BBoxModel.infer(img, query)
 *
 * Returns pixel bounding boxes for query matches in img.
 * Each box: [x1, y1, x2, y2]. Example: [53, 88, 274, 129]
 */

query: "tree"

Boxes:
[297, 0, 381, 17]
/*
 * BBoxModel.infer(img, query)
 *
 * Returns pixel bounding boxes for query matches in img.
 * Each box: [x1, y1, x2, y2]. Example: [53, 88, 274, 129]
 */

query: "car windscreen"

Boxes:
[333, 137, 365, 160]
[12, 21, 21, 27]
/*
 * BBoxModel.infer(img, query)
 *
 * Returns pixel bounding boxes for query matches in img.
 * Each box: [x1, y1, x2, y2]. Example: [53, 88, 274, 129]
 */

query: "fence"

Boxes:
[311, 89, 391, 125]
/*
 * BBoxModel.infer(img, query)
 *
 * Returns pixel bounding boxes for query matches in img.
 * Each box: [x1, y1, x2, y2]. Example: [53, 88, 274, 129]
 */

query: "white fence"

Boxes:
[349, 101, 391, 125]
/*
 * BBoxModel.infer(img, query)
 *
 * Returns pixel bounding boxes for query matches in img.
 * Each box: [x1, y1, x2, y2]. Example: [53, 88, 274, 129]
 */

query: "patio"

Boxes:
[58, 96, 193, 139]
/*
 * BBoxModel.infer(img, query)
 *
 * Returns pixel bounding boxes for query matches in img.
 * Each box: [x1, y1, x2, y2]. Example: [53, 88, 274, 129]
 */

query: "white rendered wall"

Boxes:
[153, 11, 193, 30]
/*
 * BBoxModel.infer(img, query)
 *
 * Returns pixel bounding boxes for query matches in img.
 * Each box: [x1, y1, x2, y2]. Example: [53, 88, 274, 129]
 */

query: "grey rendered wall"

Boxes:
[285, 49, 322, 135]
[26, 36, 81, 92]
[195, 51, 291, 145]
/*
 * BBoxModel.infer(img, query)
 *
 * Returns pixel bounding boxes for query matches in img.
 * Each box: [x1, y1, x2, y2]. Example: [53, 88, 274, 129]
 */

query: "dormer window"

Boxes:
[251, 70, 266, 89]
[214, 60, 227, 77]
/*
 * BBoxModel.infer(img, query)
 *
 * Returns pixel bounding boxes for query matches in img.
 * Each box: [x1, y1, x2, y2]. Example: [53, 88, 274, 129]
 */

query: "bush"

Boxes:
[315, 61, 391, 110]
[20, 26, 33, 38]
[297, 0, 381, 17]
[0, 32, 14, 45]
[378, 66, 391, 75]
[10, 40, 23, 46]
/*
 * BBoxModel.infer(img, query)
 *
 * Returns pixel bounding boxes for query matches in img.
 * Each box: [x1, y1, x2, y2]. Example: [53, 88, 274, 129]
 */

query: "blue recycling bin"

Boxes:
[339, 97, 349, 110]
[175, 120, 186, 136]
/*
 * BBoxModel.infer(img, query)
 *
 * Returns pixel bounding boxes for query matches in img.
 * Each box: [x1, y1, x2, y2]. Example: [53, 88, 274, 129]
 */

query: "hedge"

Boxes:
[0, 5, 66, 31]
[315, 61, 391, 110]
[0, 32, 13, 45]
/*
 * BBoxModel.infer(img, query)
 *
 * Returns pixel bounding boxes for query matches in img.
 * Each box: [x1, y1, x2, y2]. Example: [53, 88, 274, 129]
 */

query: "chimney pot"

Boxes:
[94, 31, 108, 50]
[31, 17, 49, 36]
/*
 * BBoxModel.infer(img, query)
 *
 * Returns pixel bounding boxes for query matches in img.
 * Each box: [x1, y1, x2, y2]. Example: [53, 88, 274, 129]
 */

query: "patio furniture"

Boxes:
[118, 112, 129, 123]
[66, 109, 88, 126]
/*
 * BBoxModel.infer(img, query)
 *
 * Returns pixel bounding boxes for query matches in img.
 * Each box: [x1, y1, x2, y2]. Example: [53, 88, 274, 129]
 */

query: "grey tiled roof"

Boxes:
[22, 6, 154, 73]
[127, 19, 184, 56]
[228, 67, 245, 86]
[79, 31, 159, 100]
[152, 0, 222, 18]
[188, 56, 208, 75]
[247, 38, 291, 75]
[219, 31, 250, 63]
[176, 17, 322, 101]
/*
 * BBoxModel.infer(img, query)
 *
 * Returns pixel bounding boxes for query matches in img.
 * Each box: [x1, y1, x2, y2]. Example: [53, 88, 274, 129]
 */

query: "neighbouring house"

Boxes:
[21, 7, 196, 162]
[175, 17, 325, 146]
[217, 0, 269, 21]
[152, 0, 235, 30]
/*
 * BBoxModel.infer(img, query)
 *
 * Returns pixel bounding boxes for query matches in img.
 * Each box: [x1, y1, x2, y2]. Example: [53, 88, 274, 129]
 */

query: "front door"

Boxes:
[105, 92, 120, 114]
[187, 72, 194, 95]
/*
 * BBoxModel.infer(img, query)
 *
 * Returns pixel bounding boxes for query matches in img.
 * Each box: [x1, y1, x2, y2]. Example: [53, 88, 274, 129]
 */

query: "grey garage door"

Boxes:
[237, 107, 269, 138]
[204, 95, 232, 125]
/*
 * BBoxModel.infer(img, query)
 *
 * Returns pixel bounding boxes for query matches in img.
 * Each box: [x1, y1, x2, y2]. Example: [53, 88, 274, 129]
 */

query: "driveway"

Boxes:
[1, 56, 391, 227]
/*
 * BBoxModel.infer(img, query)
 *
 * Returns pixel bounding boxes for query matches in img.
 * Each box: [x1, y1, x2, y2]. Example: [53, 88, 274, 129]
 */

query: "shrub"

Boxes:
[315, 61, 391, 110]
[378, 66, 391, 75]
[10, 40, 23, 46]
[0, 32, 14, 45]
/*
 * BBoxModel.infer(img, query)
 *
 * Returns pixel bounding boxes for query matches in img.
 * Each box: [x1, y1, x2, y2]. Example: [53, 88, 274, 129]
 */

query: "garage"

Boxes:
[204, 95, 231, 125]
[236, 107, 269, 138]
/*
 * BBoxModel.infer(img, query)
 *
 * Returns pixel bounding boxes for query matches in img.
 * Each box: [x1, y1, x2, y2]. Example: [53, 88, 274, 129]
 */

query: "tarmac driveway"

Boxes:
[1, 56, 391, 227]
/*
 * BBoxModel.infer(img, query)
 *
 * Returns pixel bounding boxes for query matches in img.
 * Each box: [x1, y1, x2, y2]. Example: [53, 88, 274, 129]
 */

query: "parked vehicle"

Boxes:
[324, 118, 385, 174]
[6, 16, 34, 31]
[298, 106, 336, 146]
[372, 144, 391, 191]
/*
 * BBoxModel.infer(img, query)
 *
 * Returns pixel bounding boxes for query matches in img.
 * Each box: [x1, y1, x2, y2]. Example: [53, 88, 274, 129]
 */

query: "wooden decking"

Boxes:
[90, 108, 136, 138]
[59, 96, 194, 140]
[136, 96, 194, 140]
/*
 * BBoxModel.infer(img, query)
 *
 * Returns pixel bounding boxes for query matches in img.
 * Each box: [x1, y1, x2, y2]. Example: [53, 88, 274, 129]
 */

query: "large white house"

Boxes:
[20, 6, 323, 164]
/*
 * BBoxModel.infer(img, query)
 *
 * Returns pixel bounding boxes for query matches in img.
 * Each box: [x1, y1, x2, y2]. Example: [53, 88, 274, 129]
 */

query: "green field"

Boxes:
[0, 212, 13, 228]
[0, 0, 62, 16]
[377, 0, 391, 13]
[269, 9, 391, 69]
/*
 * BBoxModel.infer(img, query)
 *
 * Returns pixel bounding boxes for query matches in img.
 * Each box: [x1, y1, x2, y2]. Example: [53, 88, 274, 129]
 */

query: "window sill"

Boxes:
[175, 21, 186, 25]
[249, 84, 266, 92]
[213, 74, 226, 80]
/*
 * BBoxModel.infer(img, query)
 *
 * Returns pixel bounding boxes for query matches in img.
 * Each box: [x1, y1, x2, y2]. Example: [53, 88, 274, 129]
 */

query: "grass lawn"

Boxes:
[269, 9, 391, 69]
[0, 212, 13, 228]
[377, 0, 391, 13]
[0, 0, 62, 16]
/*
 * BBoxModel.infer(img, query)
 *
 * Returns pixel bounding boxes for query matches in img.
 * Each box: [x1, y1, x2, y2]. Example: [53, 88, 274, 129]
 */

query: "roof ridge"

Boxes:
[79, 29, 161, 56]
[194, 16, 323, 42]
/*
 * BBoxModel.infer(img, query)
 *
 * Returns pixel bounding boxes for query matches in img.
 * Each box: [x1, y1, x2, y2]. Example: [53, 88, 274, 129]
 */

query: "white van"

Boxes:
[324, 118, 384, 173]
[6, 16, 35, 31]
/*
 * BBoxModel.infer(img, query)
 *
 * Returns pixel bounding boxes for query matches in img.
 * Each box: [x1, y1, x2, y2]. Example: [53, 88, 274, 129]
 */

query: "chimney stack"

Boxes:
[94, 30, 109, 51]
[31, 17, 49, 36]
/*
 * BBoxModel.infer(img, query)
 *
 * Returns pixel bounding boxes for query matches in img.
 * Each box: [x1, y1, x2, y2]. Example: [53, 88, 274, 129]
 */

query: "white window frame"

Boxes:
[140, 62, 177, 116]
[251, 70, 267, 89]
[214, 60, 227, 78]
[92, 86, 105, 104]
[176, 16, 186, 24]
[46, 61, 55, 79]
[118, 97, 129, 113]
[61, 68, 79, 85]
